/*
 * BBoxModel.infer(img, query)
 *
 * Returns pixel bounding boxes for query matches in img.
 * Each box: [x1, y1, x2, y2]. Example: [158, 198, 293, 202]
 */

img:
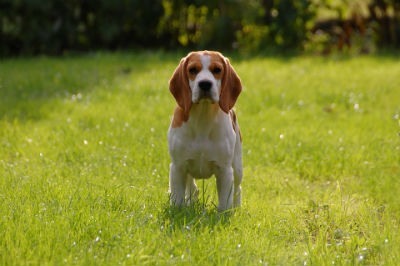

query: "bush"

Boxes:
[0, 0, 164, 56]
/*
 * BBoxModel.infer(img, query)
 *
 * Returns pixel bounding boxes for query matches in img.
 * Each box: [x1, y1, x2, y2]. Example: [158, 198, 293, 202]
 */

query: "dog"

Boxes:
[167, 51, 243, 211]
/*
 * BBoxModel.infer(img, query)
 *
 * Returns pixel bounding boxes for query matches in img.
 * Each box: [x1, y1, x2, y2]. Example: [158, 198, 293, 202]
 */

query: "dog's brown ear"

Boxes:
[219, 57, 242, 113]
[169, 57, 192, 120]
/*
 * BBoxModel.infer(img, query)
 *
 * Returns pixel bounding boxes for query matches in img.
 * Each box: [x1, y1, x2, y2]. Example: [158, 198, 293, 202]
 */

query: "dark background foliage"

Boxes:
[0, 0, 399, 56]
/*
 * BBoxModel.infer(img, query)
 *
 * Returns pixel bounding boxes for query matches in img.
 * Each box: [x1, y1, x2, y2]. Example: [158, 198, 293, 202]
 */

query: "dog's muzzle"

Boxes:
[198, 80, 213, 100]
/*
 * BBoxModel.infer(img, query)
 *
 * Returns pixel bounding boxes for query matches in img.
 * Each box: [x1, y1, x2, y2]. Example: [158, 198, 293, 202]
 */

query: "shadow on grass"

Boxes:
[158, 202, 234, 233]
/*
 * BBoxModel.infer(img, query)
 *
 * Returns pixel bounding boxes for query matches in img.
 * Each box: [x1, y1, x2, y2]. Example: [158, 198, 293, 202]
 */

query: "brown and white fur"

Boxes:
[167, 51, 243, 211]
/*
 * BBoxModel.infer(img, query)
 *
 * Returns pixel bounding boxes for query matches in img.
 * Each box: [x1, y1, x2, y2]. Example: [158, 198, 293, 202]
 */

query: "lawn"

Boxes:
[0, 51, 399, 265]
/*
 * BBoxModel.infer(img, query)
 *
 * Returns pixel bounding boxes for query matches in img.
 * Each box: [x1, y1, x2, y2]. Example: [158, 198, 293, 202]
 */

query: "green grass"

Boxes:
[1, 51, 399, 265]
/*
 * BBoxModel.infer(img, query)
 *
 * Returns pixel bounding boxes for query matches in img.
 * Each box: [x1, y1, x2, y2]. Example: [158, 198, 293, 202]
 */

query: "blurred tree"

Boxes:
[308, 0, 400, 54]
[0, 0, 399, 56]
[368, 0, 399, 48]
[159, 0, 316, 52]
[158, 0, 243, 50]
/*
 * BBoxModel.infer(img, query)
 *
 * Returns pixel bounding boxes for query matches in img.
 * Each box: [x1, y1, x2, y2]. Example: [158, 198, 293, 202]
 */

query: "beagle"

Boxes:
[167, 51, 243, 211]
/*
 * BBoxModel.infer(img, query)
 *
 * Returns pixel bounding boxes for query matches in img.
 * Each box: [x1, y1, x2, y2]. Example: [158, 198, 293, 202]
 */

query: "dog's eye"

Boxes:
[212, 67, 222, 74]
[189, 67, 198, 75]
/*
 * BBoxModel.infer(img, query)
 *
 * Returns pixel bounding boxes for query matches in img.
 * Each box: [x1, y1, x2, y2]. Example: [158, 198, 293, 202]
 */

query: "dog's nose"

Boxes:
[198, 80, 212, 91]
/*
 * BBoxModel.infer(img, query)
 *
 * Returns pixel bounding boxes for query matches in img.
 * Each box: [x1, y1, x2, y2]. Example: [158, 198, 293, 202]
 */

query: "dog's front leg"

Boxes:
[169, 163, 186, 207]
[185, 175, 199, 204]
[216, 167, 234, 211]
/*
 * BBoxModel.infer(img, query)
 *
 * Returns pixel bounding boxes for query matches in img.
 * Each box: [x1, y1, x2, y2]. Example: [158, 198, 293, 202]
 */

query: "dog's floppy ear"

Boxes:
[169, 56, 192, 120]
[219, 57, 242, 113]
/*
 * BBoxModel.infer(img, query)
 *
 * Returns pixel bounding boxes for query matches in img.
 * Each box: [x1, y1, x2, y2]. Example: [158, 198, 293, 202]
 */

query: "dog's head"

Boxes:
[169, 51, 242, 118]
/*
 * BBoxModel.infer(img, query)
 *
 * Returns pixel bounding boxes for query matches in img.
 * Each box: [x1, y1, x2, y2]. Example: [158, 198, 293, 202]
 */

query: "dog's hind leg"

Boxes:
[233, 137, 243, 208]
[233, 170, 242, 208]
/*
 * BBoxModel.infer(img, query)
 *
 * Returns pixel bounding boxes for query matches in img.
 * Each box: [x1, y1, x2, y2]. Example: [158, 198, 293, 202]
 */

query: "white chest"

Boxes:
[168, 109, 237, 179]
